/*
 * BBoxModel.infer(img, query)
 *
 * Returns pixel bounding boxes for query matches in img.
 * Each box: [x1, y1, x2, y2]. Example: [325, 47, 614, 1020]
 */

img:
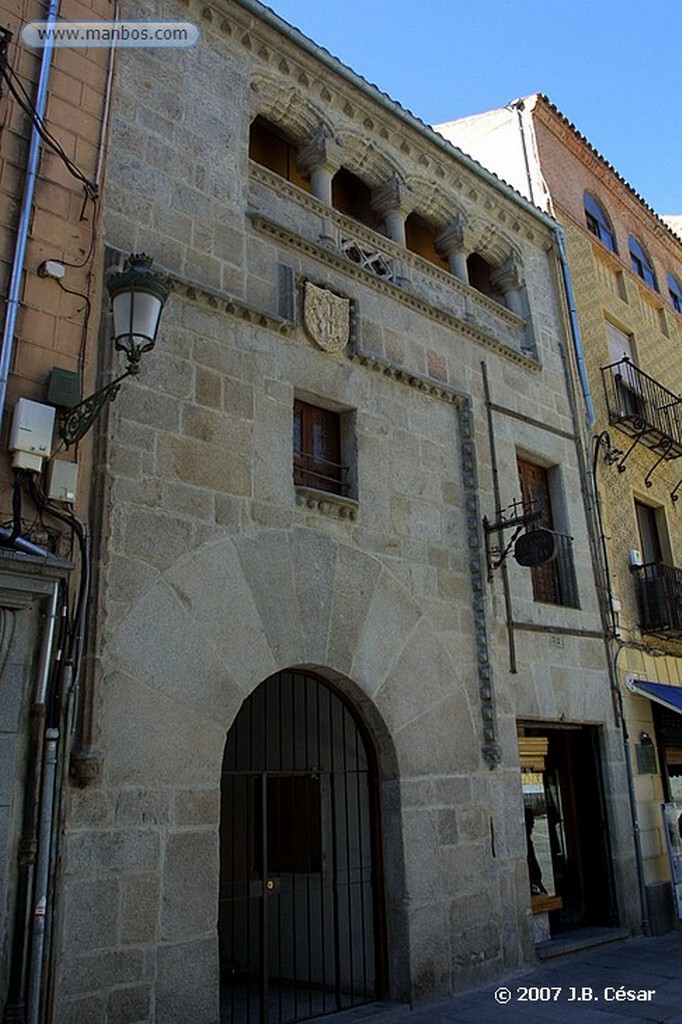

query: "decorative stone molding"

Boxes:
[249, 72, 326, 141]
[348, 351, 465, 406]
[171, 276, 294, 335]
[249, 209, 538, 369]
[457, 399, 502, 769]
[295, 487, 359, 521]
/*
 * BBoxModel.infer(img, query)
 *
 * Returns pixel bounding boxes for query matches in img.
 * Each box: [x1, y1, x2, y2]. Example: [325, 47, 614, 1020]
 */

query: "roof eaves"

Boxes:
[532, 94, 681, 246]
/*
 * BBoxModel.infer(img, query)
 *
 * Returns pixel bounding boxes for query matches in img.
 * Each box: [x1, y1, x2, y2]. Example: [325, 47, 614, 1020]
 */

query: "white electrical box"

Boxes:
[9, 398, 55, 471]
[47, 460, 78, 503]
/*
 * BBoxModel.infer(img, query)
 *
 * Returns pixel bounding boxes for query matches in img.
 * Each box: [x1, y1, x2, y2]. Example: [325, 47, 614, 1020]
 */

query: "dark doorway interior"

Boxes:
[219, 671, 385, 1024]
[520, 724, 616, 935]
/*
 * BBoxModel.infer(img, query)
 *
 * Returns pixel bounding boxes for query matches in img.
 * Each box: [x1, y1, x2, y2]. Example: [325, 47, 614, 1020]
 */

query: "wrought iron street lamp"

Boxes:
[59, 253, 171, 447]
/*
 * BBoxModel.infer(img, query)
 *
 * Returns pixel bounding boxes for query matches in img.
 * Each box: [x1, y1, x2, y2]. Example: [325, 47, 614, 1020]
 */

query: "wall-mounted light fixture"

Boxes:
[59, 253, 170, 447]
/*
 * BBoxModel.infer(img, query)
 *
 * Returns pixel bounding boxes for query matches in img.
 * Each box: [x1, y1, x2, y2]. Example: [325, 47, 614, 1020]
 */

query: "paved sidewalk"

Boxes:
[398, 930, 682, 1024]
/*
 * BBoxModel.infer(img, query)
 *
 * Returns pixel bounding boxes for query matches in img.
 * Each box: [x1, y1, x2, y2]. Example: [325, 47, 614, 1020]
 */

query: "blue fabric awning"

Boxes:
[627, 679, 682, 716]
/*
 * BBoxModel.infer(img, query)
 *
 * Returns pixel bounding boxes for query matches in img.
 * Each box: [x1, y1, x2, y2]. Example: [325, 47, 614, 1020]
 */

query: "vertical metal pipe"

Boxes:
[481, 361, 517, 672]
[3, 582, 60, 1022]
[26, 729, 59, 1024]
[0, 0, 61, 425]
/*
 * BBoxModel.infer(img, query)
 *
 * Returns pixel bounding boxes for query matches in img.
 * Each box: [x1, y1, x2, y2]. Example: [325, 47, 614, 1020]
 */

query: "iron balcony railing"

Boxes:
[632, 561, 682, 638]
[294, 453, 350, 497]
[601, 358, 682, 459]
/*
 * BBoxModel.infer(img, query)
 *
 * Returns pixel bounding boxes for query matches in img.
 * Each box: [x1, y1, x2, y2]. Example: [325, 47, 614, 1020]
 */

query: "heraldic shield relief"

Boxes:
[303, 281, 351, 353]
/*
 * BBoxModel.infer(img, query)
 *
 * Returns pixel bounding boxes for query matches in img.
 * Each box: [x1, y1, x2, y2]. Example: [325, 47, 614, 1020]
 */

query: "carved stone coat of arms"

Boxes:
[303, 282, 350, 353]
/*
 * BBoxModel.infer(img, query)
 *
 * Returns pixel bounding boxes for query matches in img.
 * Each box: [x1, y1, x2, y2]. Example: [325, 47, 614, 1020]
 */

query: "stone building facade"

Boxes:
[438, 92, 682, 933]
[0, 1, 113, 1019]
[40, 7, 646, 1022]
[0, 7, 650, 1024]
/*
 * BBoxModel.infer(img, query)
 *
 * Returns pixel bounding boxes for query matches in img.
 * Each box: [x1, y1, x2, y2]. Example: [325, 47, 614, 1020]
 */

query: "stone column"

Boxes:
[371, 176, 414, 247]
[298, 126, 343, 206]
[436, 216, 470, 282]
[491, 254, 527, 318]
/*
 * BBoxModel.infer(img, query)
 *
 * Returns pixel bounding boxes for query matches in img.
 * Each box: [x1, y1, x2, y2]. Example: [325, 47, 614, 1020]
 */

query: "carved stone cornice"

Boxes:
[348, 351, 465, 406]
[171, 276, 294, 335]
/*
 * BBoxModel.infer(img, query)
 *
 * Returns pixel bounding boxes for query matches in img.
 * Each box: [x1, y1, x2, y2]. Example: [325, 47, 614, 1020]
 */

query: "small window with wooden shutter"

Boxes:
[517, 457, 579, 608]
[294, 400, 347, 496]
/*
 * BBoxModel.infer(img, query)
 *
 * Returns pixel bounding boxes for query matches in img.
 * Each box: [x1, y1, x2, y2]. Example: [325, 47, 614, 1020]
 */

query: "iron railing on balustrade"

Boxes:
[601, 358, 682, 459]
[632, 561, 682, 638]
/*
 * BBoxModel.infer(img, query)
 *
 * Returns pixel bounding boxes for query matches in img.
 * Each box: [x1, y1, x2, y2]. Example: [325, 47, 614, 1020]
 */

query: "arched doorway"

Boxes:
[219, 670, 386, 1024]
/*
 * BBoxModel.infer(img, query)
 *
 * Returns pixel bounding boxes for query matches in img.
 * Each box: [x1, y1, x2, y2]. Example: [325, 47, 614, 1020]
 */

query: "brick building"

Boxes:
[438, 92, 682, 933]
[0, 1, 114, 1020]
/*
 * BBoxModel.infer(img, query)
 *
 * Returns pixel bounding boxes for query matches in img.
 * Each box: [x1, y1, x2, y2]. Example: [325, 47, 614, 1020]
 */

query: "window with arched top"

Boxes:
[583, 192, 617, 252]
[667, 272, 682, 314]
[628, 234, 658, 290]
[404, 213, 448, 271]
[331, 168, 381, 231]
[466, 253, 505, 305]
[249, 116, 311, 192]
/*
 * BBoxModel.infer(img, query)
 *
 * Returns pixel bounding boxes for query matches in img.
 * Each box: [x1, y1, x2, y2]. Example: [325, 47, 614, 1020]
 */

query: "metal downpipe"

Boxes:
[0, 0, 61, 427]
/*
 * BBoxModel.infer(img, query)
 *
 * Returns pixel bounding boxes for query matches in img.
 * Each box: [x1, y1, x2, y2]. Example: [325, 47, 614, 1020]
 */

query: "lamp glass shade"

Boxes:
[111, 288, 164, 358]
[106, 253, 171, 365]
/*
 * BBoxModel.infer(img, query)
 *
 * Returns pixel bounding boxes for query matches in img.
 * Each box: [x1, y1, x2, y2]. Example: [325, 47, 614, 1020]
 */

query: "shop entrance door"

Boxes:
[219, 671, 383, 1024]
[520, 725, 616, 932]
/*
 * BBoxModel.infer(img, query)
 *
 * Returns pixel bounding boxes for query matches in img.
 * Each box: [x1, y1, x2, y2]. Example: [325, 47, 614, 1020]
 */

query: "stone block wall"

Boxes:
[50, 2, 638, 1020]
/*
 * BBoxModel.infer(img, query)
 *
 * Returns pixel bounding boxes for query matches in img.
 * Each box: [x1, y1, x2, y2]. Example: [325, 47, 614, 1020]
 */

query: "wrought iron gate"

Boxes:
[219, 671, 381, 1024]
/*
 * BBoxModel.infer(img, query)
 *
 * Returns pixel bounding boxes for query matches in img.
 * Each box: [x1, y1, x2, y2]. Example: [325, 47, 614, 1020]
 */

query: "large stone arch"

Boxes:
[82, 527, 482, 1015]
[102, 526, 480, 787]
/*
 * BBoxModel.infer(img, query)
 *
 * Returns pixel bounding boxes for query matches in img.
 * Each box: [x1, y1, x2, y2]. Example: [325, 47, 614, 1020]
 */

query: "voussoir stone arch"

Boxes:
[468, 216, 521, 269]
[334, 127, 406, 188]
[405, 171, 466, 228]
[103, 526, 480, 783]
[249, 71, 327, 142]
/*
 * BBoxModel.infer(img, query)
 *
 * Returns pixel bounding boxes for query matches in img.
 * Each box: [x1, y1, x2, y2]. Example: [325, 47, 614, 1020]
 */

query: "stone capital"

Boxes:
[371, 176, 415, 218]
[297, 125, 343, 177]
[435, 215, 471, 257]
[491, 253, 524, 292]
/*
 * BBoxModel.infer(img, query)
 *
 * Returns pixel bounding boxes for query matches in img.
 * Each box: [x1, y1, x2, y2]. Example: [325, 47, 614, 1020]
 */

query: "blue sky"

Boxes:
[264, 0, 680, 215]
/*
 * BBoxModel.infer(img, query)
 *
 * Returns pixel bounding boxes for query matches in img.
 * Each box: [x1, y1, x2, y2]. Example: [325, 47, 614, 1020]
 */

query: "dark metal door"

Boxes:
[219, 671, 381, 1024]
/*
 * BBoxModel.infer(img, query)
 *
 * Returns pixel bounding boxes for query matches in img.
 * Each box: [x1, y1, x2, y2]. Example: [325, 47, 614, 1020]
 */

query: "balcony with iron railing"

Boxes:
[601, 358, 682, 460]
[632, 561, 682, 639]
